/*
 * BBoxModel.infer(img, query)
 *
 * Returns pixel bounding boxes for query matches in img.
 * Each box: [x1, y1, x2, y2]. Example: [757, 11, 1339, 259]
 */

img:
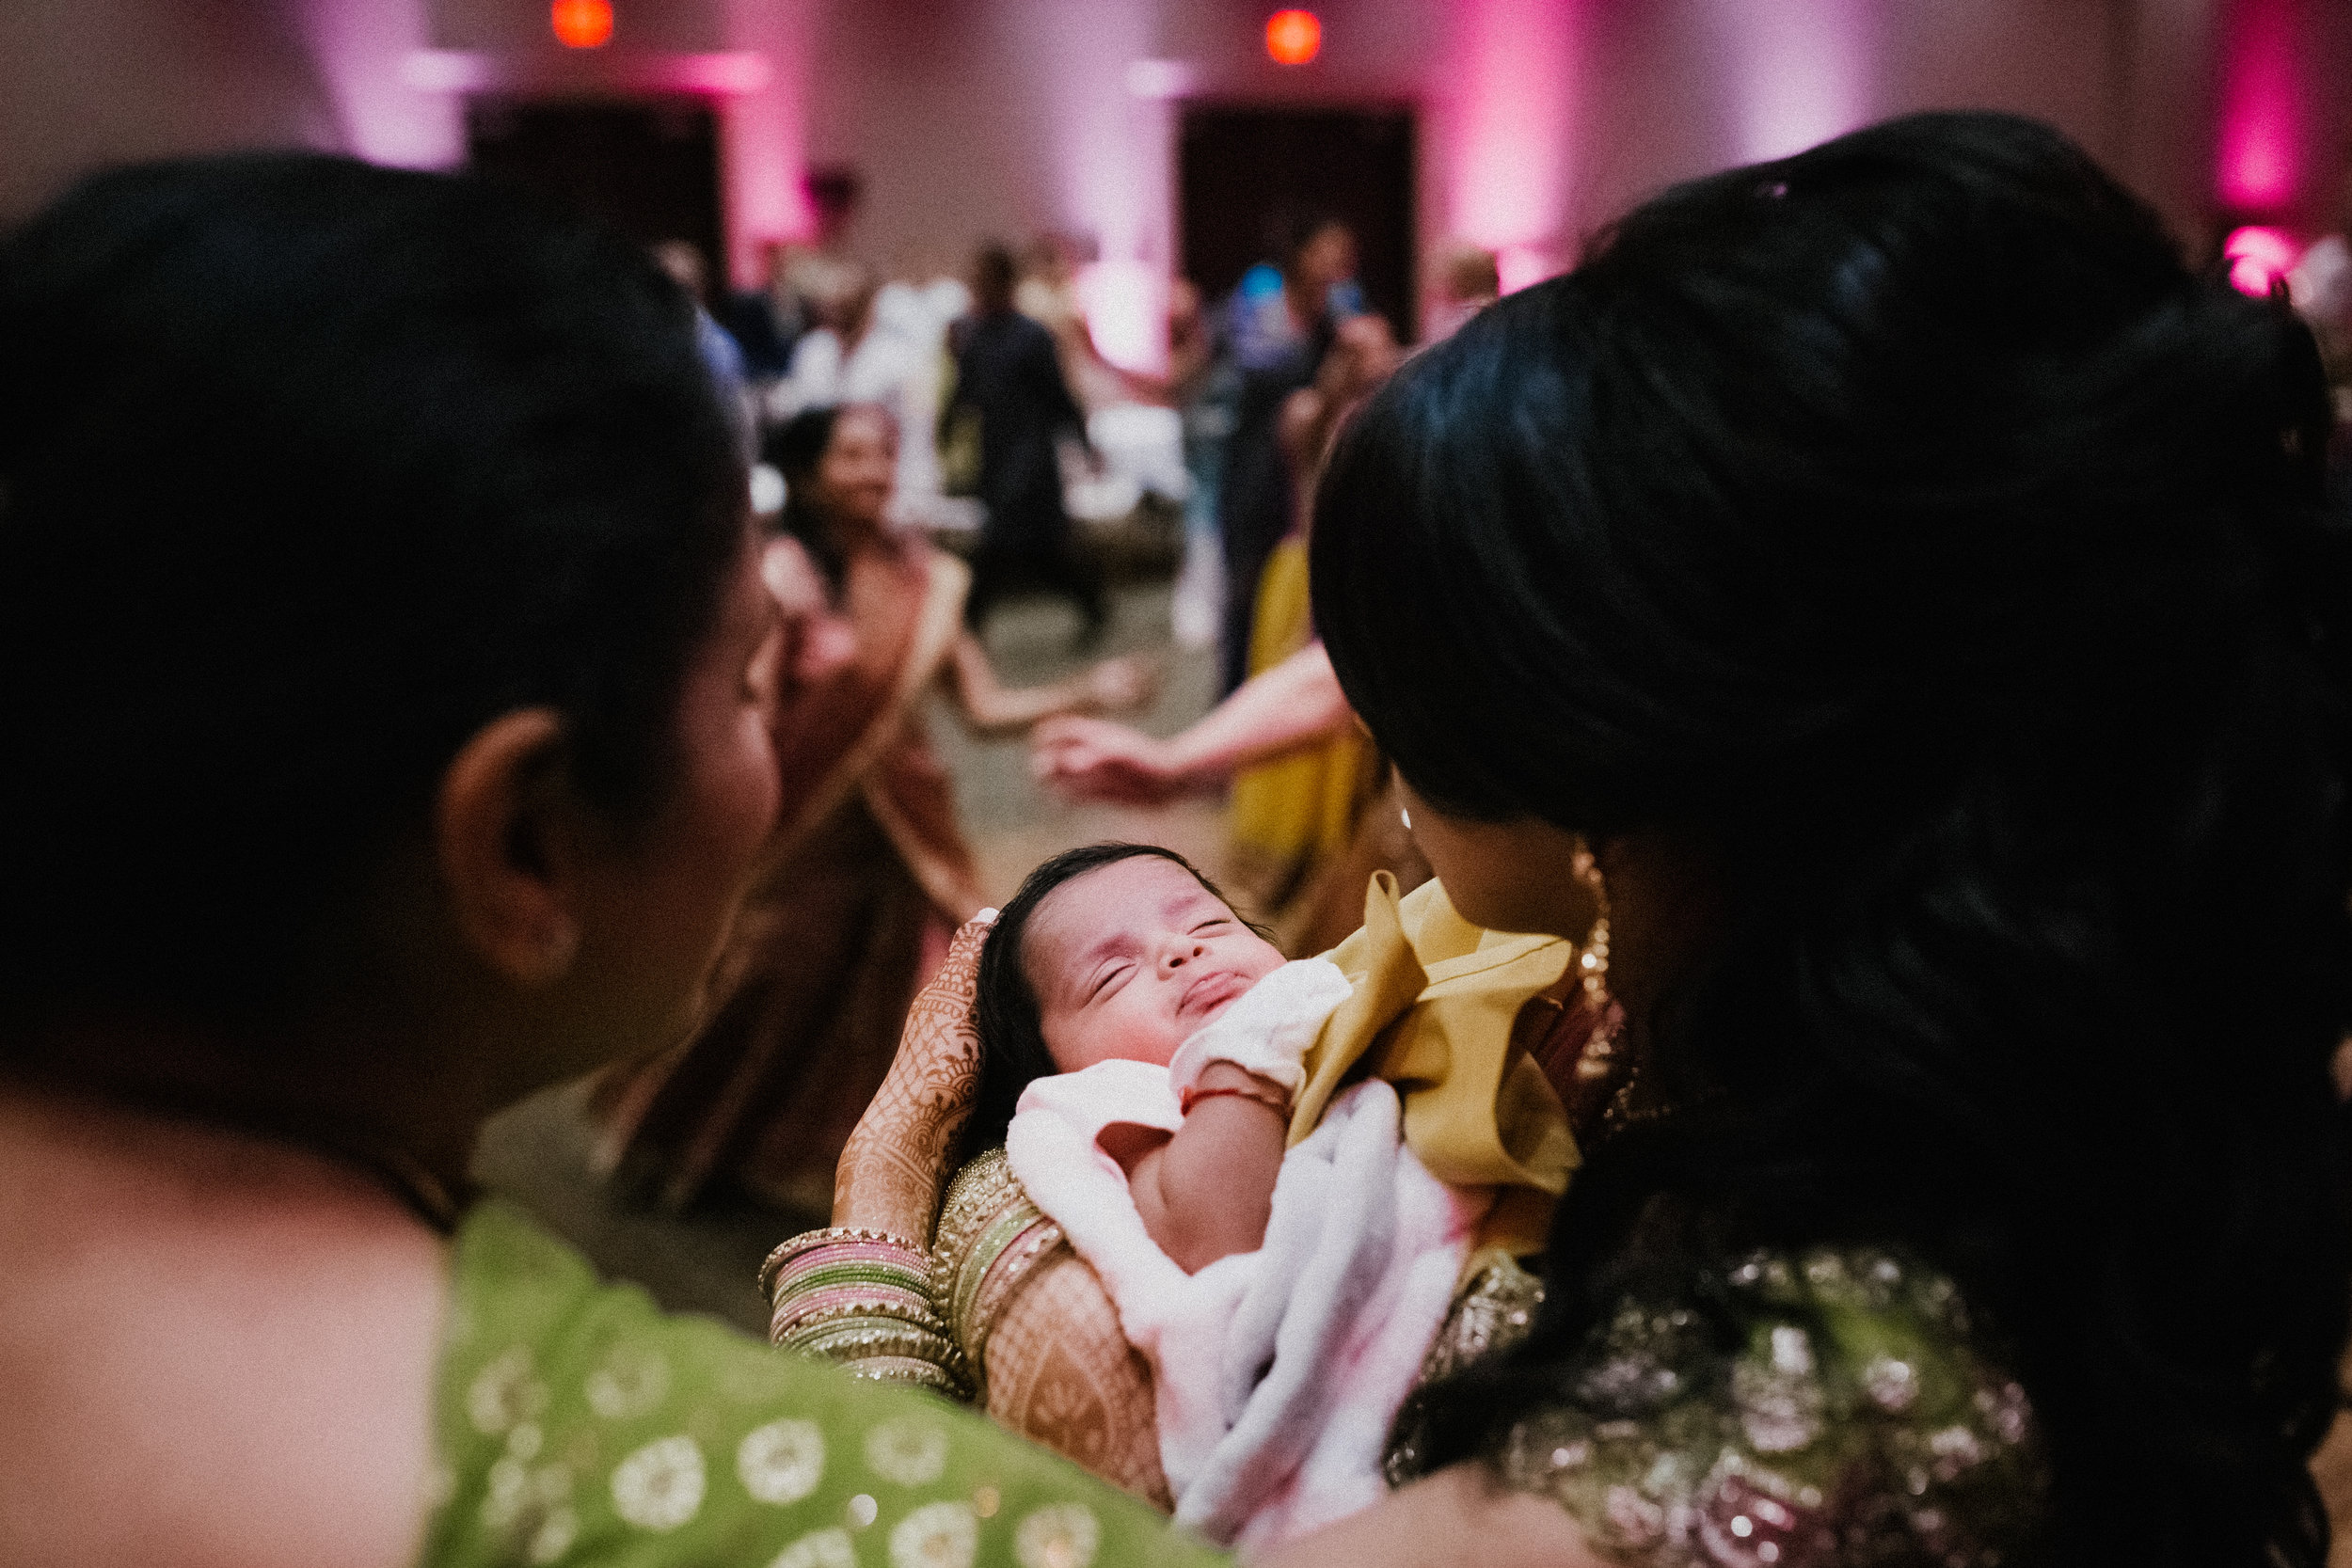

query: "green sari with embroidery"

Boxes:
[421, 1200, 1221, 1568]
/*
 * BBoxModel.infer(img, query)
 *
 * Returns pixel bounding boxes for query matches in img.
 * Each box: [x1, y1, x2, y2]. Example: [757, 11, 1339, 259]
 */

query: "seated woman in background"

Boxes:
[0, 154, 1215, 1568]
[1274, 111, 2352, 1567]
[596, 400, 1150, 1216]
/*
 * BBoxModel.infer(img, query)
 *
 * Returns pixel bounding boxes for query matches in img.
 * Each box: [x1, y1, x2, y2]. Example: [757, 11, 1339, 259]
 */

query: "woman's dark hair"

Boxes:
[1313, 112, 2352, 1565]
[0, 152, 745, 1022]
[967, 842, 1247, 1152]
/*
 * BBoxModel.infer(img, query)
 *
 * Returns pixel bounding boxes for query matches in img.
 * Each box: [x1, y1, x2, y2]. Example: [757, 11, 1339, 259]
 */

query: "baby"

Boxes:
[964, 843, 1487, 1546]
[968, 842, 1348, 1273]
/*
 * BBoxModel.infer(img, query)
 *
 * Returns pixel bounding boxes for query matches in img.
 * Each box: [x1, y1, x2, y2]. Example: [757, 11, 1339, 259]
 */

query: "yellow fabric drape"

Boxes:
[1289, 874, 1580, 1259]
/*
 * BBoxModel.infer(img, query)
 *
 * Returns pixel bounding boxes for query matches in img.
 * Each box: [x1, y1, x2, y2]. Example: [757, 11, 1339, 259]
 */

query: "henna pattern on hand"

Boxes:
[833, 913, 993, 1237]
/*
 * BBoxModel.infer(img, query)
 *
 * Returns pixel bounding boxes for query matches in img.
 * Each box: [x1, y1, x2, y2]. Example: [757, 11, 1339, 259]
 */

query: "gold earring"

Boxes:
[1571, 842, 1616, 1081]
[1571, 841, 1609, 1002]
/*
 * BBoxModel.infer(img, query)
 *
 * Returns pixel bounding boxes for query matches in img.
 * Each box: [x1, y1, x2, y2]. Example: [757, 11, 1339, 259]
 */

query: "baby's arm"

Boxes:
[1103, 1061, 1287, 1274]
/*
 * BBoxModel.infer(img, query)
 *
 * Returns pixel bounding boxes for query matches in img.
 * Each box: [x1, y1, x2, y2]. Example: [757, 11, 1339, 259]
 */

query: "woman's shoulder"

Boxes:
[0, 1089, 446, 1568]
[425, 1198, 1219, 1568]
[1476, 1243, 2047, 1568]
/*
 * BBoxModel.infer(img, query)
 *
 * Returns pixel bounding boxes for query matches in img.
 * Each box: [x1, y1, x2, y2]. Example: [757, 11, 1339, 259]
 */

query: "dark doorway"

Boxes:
[1179, 105, 1416, 341]
[467, 97, 723, 287]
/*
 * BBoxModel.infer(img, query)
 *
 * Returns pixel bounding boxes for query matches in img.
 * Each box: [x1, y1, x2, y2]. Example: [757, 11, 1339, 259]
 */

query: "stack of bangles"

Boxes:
[929, 1148, 1071, 1402]
[761, 1227, 970, 1398]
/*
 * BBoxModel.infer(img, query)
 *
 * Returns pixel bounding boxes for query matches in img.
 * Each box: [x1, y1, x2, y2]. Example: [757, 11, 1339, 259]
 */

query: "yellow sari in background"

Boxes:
[1226, 537, 1405, 953]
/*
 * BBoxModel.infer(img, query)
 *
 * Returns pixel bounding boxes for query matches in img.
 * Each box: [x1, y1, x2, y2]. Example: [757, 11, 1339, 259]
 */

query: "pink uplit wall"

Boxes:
[721, 0, 817, 285]
[2217, 0, 2297, 213]
[297, 0, 463, 167]
[804, 1, 1058, 280]
[22, 1, 2352, 328]
[1715, 0, 1874, 165]
[1439, 0, 1581, 290]
[0, 0, 341, 219]
[1005, 0, 1169, 370]
[2211, 0, 2352, 238]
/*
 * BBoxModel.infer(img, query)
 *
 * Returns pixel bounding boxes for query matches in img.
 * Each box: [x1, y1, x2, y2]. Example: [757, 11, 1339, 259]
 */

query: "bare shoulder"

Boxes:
[0, 1089, 447, 1568]
[1253, 1464, 1606, 1568]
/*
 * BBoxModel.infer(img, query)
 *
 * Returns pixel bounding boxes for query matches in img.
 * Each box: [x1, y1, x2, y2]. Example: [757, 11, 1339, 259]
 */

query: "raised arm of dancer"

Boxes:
[1032, 641, 1350, 805]
[945, 632, 1153, 737]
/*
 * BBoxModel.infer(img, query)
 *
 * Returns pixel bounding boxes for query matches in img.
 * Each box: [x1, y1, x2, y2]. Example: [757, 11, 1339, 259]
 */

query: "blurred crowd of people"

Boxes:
[611, 185, 1512, 1210]
[583, 198, 1450, 1221]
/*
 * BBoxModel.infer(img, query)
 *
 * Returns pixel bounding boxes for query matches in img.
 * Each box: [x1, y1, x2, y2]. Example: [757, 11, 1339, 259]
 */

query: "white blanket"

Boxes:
[1006, 1053, 1488, 1549]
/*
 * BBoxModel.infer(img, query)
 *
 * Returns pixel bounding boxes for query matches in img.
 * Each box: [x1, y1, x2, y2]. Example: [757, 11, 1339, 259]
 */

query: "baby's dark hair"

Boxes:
[966, 842, 1250, 1152]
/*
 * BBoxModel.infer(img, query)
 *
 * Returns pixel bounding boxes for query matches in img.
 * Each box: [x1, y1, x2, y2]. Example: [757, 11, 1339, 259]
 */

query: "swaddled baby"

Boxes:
[966, 844, 1490, 1549]
[967, 843, 1347, 1273]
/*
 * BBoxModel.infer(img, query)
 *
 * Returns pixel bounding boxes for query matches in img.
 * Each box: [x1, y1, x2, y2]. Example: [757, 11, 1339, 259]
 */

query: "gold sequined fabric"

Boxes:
[1383, 1251, 1547, 1485]
[1417, 1245, 2048, 1568]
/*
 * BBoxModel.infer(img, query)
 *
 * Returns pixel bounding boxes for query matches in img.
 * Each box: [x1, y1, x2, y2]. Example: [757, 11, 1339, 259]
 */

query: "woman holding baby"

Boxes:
[823, 113, 2352, 1568]
[5, 111, 2347, 1568]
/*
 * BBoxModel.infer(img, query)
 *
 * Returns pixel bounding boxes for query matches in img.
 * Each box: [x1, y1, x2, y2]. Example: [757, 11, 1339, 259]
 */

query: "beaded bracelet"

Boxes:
[757, 1226, 928, 1296]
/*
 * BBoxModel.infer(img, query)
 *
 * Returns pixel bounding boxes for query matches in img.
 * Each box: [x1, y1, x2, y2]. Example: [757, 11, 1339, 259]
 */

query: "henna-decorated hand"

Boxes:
[832, 910, 996, 1237]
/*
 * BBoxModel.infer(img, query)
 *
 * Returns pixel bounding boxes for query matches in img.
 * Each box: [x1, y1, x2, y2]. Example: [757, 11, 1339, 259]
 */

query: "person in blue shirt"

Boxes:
[1216, 216, 1360, 693]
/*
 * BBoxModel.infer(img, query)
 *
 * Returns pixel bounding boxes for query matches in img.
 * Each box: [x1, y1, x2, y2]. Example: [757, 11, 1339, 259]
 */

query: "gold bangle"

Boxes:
[781, 1314, 971, 1397]
[963, 1217, 1068, 1376]
[772, 1295, 952, 1343]
[928, 1148, 1073, 1394]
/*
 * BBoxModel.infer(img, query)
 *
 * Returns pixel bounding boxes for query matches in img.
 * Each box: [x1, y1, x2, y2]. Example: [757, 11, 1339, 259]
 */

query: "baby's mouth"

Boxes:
[1179, 969, 1248, 1018]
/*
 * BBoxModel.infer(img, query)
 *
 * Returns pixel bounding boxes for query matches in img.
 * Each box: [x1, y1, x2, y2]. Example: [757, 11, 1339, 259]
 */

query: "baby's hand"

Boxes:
[1166, 957, 1353, 1101]
[1131, 1058, 1290, 1274]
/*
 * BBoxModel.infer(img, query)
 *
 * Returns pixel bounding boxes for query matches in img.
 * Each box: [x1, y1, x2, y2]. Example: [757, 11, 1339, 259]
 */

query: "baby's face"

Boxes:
[1024, 856, 1286, 1074]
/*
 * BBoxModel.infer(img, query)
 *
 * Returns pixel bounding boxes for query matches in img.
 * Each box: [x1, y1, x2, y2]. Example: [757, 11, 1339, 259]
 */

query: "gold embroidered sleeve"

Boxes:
[983, 1245, 1171, 1510]
[931, 1147, 1170, 1511]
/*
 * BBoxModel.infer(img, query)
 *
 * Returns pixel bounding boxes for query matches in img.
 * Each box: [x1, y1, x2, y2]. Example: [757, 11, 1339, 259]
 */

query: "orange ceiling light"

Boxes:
[1265, 8, 1322, 66]
[551, 0, 613, 49]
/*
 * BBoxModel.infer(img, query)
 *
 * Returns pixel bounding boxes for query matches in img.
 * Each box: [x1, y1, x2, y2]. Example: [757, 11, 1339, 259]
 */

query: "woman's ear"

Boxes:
[435, 708, 584, 988]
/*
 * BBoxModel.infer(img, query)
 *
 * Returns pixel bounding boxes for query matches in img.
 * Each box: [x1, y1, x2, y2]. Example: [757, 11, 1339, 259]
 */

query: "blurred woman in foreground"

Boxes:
[0, 154, 1212, 1568]
[1272, 112, 2352, 1566]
